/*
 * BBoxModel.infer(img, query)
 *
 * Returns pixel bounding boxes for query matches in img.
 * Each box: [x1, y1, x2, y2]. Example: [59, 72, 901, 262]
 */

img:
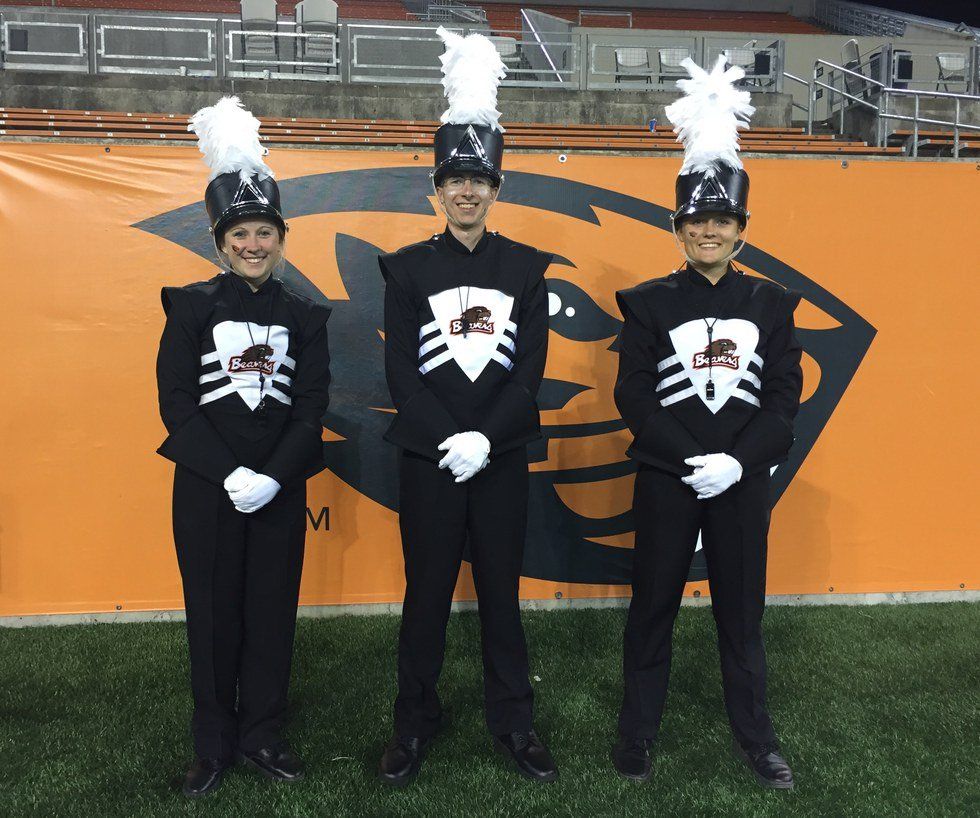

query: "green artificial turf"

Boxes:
[1, 603, 978, 817]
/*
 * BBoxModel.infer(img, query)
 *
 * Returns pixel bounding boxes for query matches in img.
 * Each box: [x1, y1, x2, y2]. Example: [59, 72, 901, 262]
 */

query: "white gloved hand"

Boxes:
[437, 431, 491, 483]
[682, 454, 743, 500]
[229, 473, 281, 513]
[224, 466, 256, 494]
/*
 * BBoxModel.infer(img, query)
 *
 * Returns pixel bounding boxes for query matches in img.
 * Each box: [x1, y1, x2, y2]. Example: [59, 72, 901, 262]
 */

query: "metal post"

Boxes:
[340, 22, 351, 83]
[967, 45, 980, 95]
[954, 97, 960, 159]
[838, 69, 844, 135]
[89, 12, 98, 74]
[912, 94, 919, 158]
[807, 79, 813, 135]
[775, 39, 785, 93]
[877, 89, 885, 147]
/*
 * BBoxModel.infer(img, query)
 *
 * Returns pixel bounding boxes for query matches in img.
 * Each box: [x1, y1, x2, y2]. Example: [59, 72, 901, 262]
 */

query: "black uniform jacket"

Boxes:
[379, 228, 552, 462]
[156, 272, 331, 487]
[615, 265, 802, 477]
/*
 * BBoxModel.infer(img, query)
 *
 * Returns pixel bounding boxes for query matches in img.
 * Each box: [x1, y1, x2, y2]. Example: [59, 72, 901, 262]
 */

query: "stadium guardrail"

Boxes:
[347, 23, 577, 87]
[812, 57, 980, 157]
[222, 18, 339, 81]
[0, 9, 89, 73]
[94, 14, 218, 77]
[2, 9, 810, 96]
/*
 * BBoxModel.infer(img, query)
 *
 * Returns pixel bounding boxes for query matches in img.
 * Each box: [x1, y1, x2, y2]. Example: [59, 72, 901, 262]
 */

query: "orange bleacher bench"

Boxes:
[0, 107, 901, 155]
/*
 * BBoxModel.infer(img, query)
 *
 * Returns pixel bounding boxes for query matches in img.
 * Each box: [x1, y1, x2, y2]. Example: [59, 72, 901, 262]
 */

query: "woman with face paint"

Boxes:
[610, 58, 803, 789]
[155, 97, 330, 797]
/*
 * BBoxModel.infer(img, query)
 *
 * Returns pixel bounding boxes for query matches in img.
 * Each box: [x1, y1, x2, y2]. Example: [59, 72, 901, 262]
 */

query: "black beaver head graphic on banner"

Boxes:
[136, 167, 875, 584]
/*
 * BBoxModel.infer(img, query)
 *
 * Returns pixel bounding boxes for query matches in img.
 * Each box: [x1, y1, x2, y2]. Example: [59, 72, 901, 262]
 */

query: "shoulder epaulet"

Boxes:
[161, 273, 223, 314]
[618, 273, 678, 300]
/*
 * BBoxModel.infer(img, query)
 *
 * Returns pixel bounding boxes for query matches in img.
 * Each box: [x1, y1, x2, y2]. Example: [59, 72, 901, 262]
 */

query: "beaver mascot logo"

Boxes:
[229, 343, 275, 374]
[450, 306, 493, 336]
[136, 167, 876, 584]
[693, 338, 739, 370]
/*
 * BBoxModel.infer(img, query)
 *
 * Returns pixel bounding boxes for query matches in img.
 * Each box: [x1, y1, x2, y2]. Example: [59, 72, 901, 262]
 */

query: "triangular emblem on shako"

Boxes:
[693, 173, 728, 202]
[231, 175, 270, 207]
[450, 125, 488, 162]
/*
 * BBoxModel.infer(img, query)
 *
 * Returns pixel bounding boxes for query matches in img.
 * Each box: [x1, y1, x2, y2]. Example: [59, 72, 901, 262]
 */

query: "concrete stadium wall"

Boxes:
[0, 69, 795, 126]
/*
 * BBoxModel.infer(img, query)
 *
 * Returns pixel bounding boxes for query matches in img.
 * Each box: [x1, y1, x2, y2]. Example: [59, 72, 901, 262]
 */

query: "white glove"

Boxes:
[682, 454, 743, 500]
[224, 466, 256, 494]
[228, 473, 281, 513]
[437, 431, 491, 483]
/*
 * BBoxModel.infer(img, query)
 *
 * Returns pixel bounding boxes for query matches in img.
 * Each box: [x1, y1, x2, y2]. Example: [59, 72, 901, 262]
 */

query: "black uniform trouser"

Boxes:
[618, 465, 778, 751]
[394, 447, 534, 739]
[172, 465, 306, 762]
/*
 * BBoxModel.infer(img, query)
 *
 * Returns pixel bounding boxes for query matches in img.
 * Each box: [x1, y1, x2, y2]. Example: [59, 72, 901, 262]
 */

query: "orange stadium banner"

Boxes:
[0, 143, 976, 617]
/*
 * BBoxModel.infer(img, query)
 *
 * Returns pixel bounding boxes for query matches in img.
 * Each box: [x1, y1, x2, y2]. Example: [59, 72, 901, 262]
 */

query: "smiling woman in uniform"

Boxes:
[610, 58, 803, 789]
[155, 97, 330, 798]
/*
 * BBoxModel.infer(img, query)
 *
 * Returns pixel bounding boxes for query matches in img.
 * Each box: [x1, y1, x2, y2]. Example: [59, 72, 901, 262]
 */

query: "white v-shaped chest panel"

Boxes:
[210, 320, 291, 409]
[427, 287, 515, 382]
[668, 318, 759, 413]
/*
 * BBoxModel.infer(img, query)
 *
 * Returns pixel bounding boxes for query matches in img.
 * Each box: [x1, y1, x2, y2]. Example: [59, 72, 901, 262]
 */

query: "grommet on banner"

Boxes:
[558, 154, 567, 163]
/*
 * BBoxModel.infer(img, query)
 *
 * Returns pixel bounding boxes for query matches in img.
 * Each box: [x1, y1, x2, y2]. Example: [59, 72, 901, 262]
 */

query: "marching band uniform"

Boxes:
[380, 227, 550, 740]
[156, 97, 330, 796]
[377, 27, 558, 785]
[611, 57, 802, 789]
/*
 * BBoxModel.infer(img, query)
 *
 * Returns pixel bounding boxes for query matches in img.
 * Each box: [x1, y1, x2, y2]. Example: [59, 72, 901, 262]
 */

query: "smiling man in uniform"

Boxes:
[375, 28, 558, 787]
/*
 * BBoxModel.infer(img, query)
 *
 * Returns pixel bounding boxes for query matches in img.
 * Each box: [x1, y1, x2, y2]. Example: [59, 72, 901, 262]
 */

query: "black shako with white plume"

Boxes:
[432, 26, 508, 187]
[665, 55, 756, 228]
[188, 96, 286, 245]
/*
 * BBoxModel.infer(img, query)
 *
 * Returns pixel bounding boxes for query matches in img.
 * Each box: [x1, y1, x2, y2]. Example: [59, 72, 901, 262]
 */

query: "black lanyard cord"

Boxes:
[232, 277, 279, 412]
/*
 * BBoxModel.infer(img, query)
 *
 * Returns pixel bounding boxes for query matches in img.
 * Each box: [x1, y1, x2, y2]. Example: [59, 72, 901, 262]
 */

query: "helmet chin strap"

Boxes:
[671, 219, 750, 271]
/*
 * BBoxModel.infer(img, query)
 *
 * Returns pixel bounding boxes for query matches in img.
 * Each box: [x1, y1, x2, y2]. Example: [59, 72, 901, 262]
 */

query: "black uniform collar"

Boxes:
[683, 263, 738, 289]
[440, 226, 492, 256]
[225, 271, 280, 298]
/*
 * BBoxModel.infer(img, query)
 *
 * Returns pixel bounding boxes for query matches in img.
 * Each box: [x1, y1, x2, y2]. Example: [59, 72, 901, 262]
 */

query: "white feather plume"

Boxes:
[188, 96, 274, 183]
[664, 55, 755, 175]
[437, 26, 507, 133]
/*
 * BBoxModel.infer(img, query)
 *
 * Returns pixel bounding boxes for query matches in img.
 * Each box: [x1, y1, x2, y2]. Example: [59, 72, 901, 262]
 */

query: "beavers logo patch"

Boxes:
[450, 306, 493, 335]
[693, 338, 739, 370]
[229, 343, 275, 375]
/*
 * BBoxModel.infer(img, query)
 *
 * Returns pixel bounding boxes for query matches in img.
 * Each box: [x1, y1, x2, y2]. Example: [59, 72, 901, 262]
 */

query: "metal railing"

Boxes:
[782, 70, 813, 126]
[95, 15, 218, 76]
[812, 57, 980, 157]
[223, 20, 339, 81]
[347, 23, 577, 87]
[0, 10, 809, 97]
[586, 36, 783, 93]
[704, 43, 782, 90]
[0, 10, 88, 72]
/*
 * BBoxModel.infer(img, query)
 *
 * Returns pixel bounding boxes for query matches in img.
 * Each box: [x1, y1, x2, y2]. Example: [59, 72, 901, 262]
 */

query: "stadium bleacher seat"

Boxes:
[0, 106, 903, 155]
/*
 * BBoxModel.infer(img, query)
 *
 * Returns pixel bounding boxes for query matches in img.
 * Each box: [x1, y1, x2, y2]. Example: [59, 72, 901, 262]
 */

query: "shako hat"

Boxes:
[188, 96, 286, 248]
[665, 55, 755, 228]
[432, 26, 507, 187]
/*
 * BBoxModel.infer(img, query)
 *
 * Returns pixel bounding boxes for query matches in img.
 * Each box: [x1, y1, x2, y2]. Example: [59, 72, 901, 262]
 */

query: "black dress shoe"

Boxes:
[378, 735, 430, 787]
[182, 757, 230, 798]
[733, 740, 795, 789]
[611, 736, 652, 782]
[493, 730, 558, 783]
[240, 745, 305, 782]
